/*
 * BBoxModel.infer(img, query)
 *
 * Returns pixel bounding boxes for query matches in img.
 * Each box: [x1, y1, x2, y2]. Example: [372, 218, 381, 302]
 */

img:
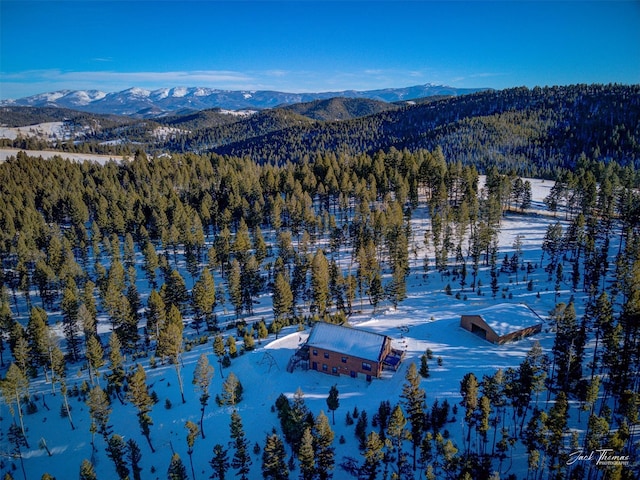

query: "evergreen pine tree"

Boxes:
[477, 395, 491, 455]
[277, 387, 312, 454]
[460, 372, 479, 452]
[105, 434, 129, 480]
[210, 443, 230, 480]
[226, 335, 238, 358]
[311, 249, 330, 317]
[107, 332, 125, 404]
[145, 289, 166, 344]
[355, 410, 368, 449]
[240, 254, 262, 315]
[87, 385, 112, 442]
[157, 304, 185, 403]
[213, 334, 226, 377]
[361, 431, 384, 480]
[126, 364, 155, 452]
[550, 302, 580, 391]
[386, 404, 408, 475]
[0, 363, 30, 446]
[185, 420, 199, 480]
[253, 226, 268, 264]
[544, 391, 569, 477]
[86, 335, 105, 387]
[326, 384, 339, 425]
[298, 427, 316, 480]
[192, 268, 216, 334]
[215, 227, 232, 277]
[164, 269, 189, 313]
[228, 259, 243, 318]
[328, 258, 345, 312]
[121, 281, 141, 349]
[401, 362, 426, 470]
[261, 432, 289, 480]
[126, 438, 143, 480]
[167, 452, 188, 480]
[0, 299, 13, 367]
[257, 320, 268, 340]
[272, 271, 293, 323]
[11, 335, 30, 383]
[7, 423, 27, 480]
[369, 270, 384, 311]
[419, 353, 430, 378]
[51, 343, 75, 430]
[232, 219, 252, 265]
[27, 306, 49, 376]
[313, 411, 335, 480]
[192, 353, 214, 437]
[219, 372, 243, 406]
[82, 281, 98, 331]
[60, 277, 81, 361]
[243, 329, 255, 352]
[229, 410, 252, 480]
[79, 459, 97, 480]
[142, 241, 159, 289]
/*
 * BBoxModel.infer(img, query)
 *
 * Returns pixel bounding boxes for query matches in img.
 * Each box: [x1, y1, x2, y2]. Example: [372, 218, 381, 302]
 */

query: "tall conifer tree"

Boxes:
[313, 411, 335, 480]
[193, 353, 214, 437]
[127, 364, 155, 452]
[230, 410, 252, 480]
[261, 432, 289, 480]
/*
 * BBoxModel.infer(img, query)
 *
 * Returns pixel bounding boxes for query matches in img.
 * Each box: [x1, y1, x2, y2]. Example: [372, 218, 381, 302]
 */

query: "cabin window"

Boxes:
[362, 362, 372, 371]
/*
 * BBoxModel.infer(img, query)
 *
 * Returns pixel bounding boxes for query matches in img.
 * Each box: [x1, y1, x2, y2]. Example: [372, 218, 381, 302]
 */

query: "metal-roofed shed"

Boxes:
[460, 303, 543, 344]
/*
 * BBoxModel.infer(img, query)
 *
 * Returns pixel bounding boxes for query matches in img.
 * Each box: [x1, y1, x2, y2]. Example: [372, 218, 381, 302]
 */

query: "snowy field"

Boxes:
[1, 177, 600, 479]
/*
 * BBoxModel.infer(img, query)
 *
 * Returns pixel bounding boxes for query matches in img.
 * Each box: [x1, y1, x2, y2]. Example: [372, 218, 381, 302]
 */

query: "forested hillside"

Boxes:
[0, 144, 638, 478]
[212, 84, 640, 175]
[280, 97, 398, 121]
[3, 84, 639, 177]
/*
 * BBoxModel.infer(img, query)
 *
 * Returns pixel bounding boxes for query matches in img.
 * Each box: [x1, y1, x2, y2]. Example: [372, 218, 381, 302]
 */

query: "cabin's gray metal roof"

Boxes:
[306, 322, 387, 362]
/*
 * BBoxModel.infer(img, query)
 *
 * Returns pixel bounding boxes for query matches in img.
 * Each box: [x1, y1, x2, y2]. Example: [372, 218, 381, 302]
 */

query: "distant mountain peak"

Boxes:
[1, 84, 488, 117]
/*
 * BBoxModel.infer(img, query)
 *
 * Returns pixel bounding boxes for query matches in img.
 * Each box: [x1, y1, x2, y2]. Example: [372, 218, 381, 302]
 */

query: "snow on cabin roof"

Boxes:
[306, 322, 388, 363]
[467, 303, 543, 337]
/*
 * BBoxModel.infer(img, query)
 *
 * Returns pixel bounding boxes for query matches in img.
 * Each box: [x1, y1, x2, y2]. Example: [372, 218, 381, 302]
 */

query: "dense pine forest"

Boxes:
[0, 84, 639, 479]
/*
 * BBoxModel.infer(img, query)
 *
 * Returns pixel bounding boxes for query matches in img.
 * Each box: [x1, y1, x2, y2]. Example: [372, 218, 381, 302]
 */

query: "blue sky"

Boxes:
[1, 1, 639, 99]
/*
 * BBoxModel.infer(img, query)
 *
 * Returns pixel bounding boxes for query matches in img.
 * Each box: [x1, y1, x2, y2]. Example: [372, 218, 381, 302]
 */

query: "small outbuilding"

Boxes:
[460, 303, 543, 344]
[305, 322, 394, 380]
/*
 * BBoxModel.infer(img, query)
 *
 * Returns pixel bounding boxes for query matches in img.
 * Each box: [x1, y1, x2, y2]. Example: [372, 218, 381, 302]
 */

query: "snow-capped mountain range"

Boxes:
[1, 84, 486, 116]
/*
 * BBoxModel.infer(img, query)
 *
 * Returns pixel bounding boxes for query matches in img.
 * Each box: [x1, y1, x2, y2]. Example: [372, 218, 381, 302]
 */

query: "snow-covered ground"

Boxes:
[0, 178, 605, 479]
[219, 109, 257, 117]
[0, 148, 126, 164]
[152, 126, 189, 140]
[0, 122, 69, 141]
